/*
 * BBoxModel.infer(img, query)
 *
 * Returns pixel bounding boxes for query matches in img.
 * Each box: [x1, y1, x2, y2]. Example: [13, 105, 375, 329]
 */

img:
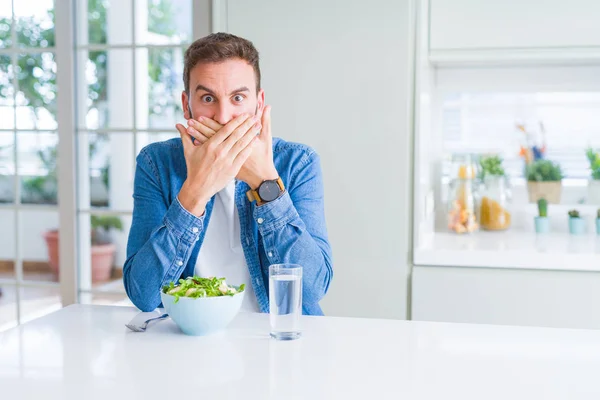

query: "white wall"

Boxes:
[221, 0, 415, 319]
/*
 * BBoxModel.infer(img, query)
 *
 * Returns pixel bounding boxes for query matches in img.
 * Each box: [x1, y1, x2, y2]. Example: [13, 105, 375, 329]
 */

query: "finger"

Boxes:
[255, 106, 265, 123]
[186, 125, 209, 145]
[221, 115, 260, 151]
[232, 137, 257, 170]
[197, 116, 223, 132]
[176, 123, 193, 153]
[212, 113, 252, 144]
[188, 118, 217, 138]
[230, 122, 261, 157]
[261, 105, 272, 140]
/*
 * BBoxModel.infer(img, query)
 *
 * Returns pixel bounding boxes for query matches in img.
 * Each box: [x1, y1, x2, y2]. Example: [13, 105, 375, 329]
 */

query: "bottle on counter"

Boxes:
[479, 175, 512, 231]
[447, 154, 480, 234]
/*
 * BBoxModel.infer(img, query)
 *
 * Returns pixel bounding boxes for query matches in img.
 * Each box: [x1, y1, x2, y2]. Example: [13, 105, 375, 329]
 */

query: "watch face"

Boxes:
[258, 180, 281, 202]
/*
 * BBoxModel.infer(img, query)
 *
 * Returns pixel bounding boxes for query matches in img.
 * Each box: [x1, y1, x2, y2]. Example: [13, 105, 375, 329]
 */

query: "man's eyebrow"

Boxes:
[195, 84, 215, 94]
[194, 85, 250, 96]
[229, 86, 250, 95]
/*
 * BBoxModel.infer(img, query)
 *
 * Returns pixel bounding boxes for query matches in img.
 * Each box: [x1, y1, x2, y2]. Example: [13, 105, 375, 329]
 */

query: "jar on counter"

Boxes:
[447, 155, 480, 234]
[479, 175, 511, 231]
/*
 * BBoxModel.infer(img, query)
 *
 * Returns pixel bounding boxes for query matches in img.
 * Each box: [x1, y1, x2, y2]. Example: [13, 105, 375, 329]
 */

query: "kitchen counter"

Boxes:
[415, 231, 600, 271]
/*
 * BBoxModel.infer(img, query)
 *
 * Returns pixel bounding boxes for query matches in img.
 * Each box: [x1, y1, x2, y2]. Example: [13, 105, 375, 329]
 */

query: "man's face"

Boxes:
[182, 58, 264, 125]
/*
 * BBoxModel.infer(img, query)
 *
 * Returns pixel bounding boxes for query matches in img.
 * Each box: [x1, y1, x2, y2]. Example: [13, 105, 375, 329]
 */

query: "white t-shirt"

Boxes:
[194, 180, 260, 312]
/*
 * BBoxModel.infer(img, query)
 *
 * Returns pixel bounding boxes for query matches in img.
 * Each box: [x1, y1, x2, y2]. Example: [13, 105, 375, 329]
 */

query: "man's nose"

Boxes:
[213, 104, 238, 126]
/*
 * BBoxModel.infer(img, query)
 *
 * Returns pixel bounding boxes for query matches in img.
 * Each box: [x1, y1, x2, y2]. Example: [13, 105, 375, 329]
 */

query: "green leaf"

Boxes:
[587, 148, 600, 180]
[479, 155, 505, 179]
[163, 276, 244, 299]
[526, 160, 563, 182]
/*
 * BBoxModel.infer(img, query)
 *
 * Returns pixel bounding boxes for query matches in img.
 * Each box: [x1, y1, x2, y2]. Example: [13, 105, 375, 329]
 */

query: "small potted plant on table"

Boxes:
[568, 209, 586, 235]
[534, 198, 550, 234]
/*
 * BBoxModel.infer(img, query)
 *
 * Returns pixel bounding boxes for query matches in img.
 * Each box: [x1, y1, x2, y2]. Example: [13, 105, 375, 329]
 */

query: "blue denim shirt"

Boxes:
[123, 137, 333, 315]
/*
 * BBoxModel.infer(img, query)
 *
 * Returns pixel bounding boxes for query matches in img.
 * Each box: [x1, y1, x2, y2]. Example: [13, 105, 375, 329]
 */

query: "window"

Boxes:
[75, 0, 192, 305]
[441, 92, 600, 181]
[0, 0, 205, 331]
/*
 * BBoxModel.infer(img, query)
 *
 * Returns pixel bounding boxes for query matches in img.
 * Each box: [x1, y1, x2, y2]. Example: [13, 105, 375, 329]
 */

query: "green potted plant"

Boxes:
[44, 215, 123, 282]
[535, 198, 550, 234]
[526, 159, 563, 204]
[28, 138, 123, 282]
[586, 148, 600, 204]
[568, 209, 585, 235]
[596, 208, 600, 235]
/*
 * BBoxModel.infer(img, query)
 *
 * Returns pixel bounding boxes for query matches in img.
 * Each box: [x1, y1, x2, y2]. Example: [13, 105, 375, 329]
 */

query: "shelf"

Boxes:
[414, 231, 600, 272]
[429, 47, 600, 67]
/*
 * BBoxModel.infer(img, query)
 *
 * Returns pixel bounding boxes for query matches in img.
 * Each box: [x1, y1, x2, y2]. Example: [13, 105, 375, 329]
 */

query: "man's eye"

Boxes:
[202, 95, 214, 103]
[233, 95, 244, 102]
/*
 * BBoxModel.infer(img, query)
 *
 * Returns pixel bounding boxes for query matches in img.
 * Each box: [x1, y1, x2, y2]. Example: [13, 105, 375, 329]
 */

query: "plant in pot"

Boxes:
[534, 198, 550, 234]
[567, 209, 586, 235]
[586, 148, 600, 204]
[26, 137, 123, 282]
[526, 159, 563, 204]
[44, 215, 123, 282]
[478, 155, 511, 231]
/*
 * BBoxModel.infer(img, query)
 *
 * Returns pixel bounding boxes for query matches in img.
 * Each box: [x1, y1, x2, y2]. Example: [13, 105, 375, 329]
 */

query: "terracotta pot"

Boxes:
[527, 181, 562, 204]
[43, 230, 60, 277]
[43, 230, 116, 283]
[91, 243, 116, 282]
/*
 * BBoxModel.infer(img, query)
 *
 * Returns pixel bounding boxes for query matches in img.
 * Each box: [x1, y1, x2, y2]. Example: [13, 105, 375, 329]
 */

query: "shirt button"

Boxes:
[192, 227, 199, 233]
[257, 218, 264, 224]
[177, 260, 183, 266]
[268, 252, 273, 257]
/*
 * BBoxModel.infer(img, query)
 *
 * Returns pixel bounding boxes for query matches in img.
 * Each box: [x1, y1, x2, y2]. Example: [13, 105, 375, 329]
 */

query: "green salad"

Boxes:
[162, 276, 245, 303]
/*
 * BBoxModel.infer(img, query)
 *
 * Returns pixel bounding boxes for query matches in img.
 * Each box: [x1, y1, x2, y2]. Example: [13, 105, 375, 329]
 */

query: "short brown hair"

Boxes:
[183, 32, 261, 94]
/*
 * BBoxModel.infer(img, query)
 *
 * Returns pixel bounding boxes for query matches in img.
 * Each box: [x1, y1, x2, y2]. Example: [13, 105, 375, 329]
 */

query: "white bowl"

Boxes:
[160, 288, 245, 336]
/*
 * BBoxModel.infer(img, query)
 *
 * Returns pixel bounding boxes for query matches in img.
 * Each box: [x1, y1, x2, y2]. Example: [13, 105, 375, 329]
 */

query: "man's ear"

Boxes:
[182, 91, 191, 119]
[256, 88, 265, 114]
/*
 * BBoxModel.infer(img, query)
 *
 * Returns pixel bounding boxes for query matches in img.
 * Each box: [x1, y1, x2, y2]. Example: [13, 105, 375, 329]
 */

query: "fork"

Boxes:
[125, 313, 169, 332]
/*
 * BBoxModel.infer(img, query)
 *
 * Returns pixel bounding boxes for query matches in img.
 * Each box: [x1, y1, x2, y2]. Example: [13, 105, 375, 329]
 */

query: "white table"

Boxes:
[2, 304, 600, 399]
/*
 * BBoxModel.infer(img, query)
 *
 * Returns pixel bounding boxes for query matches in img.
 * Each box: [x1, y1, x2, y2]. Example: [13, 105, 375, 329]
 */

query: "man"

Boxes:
[123, 33, 333, 315]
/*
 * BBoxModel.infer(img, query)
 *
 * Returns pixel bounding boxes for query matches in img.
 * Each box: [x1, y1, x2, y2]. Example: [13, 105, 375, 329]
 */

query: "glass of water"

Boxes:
[269, 263, 302, 340]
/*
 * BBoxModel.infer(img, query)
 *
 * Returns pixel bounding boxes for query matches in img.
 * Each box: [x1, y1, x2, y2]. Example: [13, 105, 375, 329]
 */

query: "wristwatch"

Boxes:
[246, 177, 285, 205]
